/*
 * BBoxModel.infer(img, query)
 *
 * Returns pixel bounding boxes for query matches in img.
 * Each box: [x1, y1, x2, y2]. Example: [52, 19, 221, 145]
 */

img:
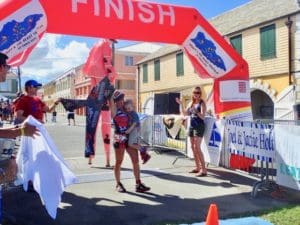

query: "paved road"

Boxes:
[2, 114, 300, 225]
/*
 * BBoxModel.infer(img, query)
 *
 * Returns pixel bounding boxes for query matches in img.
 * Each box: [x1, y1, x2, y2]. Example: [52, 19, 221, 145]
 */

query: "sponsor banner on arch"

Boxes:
[183, 25, 236, 79]
[0, 0, 47, 66]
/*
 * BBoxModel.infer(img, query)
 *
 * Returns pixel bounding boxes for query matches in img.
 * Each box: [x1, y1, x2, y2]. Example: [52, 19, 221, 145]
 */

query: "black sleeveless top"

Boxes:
[187, 100, 204, 129]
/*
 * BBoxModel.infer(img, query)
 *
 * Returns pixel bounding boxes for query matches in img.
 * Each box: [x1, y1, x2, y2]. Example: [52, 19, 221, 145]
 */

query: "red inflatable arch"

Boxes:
[0, 0, 251, 118]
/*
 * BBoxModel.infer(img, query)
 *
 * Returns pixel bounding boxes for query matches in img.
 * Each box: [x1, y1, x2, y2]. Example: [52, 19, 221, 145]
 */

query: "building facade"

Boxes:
[138, 0, 300, 121]
[137, 45, 213, 115]
[72, 42, 162, 116]
[114, 43, 161, 108]
[0, 71, 19, 100]
[42, 68, 76, 114]
[211, 0, 300, 120]
[74, 64, 90, 115]
[42, 81, 56, 108]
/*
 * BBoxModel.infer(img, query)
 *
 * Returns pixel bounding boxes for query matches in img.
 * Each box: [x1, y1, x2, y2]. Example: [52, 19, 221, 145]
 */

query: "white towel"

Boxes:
[15, 116, 77, 219]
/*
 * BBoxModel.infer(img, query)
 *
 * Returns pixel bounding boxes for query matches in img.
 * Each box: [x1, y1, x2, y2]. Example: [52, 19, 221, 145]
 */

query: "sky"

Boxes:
[20, 0, 252, 84]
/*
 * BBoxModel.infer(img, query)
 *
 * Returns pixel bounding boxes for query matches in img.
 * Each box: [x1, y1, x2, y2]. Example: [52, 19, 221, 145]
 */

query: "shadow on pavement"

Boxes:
[3, 185, 289, 225]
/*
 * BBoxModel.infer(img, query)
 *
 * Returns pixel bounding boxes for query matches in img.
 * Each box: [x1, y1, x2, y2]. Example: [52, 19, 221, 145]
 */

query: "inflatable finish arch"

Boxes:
[0, 0, 251, 118]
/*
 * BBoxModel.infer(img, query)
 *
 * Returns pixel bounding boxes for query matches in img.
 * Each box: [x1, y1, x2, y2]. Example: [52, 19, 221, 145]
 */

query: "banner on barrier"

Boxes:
[225, 120, 275, 162]
[275, 124, 300, 191]
[189, 117, 224, 166]
[153, 115, 168, 145]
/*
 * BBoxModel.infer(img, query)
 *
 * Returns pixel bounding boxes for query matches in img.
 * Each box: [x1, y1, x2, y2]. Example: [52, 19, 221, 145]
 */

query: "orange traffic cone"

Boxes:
[205, 204, 219, 225]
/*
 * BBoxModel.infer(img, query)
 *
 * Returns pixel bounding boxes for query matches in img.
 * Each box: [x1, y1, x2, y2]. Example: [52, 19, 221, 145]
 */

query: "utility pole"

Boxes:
[110, 39, 118, 66]
[17, 66, 22, 92]
[285, 17, 293, 85]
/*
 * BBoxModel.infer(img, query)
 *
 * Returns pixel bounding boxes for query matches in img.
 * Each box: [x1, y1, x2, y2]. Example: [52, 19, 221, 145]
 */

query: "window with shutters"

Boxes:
[143, 63, 148, 83]
[260, 24, 276, 60]
[230, 34, 242, 55]
[176, 52, 184, 76]
[154, 59, 160, 81]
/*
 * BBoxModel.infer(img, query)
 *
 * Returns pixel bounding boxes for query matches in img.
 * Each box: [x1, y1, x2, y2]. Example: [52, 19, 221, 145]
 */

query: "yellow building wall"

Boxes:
[140, 51, 213, 94]
[259, 74, 289, 95]
[242, 18, 289, 78]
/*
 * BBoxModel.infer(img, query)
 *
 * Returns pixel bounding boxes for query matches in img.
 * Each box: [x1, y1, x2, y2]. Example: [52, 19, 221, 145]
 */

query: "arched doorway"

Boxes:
[143, 97, 154, 115]
[251, 89, 274, 120]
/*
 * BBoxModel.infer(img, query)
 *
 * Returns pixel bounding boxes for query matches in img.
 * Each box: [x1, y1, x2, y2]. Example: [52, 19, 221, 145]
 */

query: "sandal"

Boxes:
[189, 169, 200, 173]
[116, 182, 126, 193]
[196, 172, 207, 177]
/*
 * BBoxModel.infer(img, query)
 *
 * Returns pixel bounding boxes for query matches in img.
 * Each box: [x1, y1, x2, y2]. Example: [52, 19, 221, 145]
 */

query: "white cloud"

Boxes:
[21, 34, 91, 83]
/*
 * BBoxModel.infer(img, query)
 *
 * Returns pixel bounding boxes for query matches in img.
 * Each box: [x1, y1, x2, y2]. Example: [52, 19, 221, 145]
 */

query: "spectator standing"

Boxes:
[52, 110, 57, 123]
[176, 86, 207, 177]
[14, 79, 59, 124]
[67, 109, 75, 126]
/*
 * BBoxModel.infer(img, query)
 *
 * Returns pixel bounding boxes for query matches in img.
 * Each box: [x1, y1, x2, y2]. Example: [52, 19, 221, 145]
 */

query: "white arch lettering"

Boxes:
[71, 0, 175, 26]
[105, 0, 123, 19]
[157, 5, 175, 26]
[127, 0, 134, 21]
[137, 2, 155, 24]
[94, 0, 100, 16]
[72, 0, 87, 13]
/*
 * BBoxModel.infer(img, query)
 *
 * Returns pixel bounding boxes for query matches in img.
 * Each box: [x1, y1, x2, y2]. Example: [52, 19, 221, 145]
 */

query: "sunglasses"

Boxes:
[193, 91, 201, 95]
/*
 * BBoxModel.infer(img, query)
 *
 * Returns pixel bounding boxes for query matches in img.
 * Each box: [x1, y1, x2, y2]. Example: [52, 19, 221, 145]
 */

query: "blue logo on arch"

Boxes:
[0, 14, 43, 51]
[191, 32, 226, 71]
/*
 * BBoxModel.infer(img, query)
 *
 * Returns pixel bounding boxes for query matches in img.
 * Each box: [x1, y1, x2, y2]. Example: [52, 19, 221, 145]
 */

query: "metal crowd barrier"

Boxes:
[251, 120, 299, 197]
[140, 115, 188, 163]
[0, 138, 17, 222]
[141, 115, 299, 198]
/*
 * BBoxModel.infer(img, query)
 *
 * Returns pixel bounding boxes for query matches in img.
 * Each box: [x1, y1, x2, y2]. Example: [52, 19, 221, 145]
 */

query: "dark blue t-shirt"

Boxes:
[128, 111, 140, 127]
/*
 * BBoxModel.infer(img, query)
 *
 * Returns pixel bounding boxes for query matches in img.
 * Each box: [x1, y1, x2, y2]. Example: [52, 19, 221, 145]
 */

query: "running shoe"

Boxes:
[136, 183, 150, 193]
[116, 182, 126, 193]
[139, 146, 147, 153]
[142, 153, 151, 164]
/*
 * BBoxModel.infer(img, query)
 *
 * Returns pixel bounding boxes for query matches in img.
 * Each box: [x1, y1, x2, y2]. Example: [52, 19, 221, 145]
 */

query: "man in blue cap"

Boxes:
[15, 79, 60, 124]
